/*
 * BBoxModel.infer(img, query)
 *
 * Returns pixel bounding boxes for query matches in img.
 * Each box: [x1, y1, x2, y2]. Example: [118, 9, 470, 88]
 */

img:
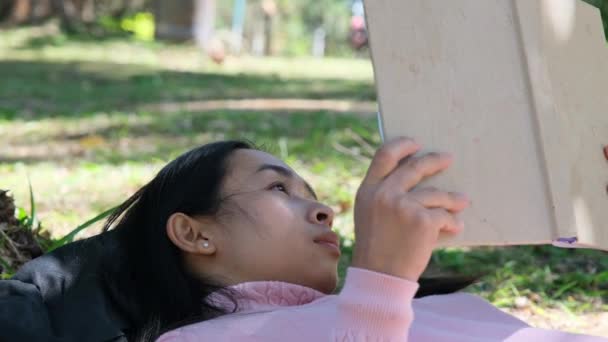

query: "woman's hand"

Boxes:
[351, 137, 470, 282]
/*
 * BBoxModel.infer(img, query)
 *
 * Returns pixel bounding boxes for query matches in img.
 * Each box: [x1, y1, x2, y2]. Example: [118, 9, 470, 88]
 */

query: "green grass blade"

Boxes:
[0, 256, 14, 276]
[27, 176, 37, 231]
[48, 205, 117, 252]
[553, 280, 579, 299]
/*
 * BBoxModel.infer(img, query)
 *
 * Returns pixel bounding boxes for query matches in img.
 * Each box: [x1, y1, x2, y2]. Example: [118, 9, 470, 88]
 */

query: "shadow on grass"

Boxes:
[0, 59, 376, 120]
[430, 244, 608, 309]
[0, 109, 380, 166]
[14, 30, 134, 50]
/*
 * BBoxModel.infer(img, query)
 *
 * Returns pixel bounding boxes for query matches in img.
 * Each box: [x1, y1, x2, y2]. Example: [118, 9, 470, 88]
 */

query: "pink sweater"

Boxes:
[157, 267, 606, 341]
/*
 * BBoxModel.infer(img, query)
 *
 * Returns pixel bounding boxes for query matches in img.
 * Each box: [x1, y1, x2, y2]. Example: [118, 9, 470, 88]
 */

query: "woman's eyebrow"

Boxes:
[255, 164, 318, 200]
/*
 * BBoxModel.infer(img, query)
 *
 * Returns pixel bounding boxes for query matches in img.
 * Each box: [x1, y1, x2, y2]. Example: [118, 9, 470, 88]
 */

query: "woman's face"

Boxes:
[208, 149, 339, 293]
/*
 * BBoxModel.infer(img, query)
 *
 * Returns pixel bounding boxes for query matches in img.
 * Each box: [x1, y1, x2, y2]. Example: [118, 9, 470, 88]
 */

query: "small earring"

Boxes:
[202, 241, 210, 248]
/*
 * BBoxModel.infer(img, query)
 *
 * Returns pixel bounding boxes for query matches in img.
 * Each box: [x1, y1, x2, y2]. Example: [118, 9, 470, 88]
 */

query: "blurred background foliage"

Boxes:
[0, 0, 362, 57]
[0, 0, 605, 56]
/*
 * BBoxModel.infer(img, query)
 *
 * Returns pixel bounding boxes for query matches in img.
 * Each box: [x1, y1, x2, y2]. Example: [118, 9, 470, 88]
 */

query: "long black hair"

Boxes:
[101, 140, 252, 341]
[100, 140, 481, 341]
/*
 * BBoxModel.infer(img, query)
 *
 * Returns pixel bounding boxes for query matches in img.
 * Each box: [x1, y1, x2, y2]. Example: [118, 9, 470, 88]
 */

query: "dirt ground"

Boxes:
[502, 307, 608, 337]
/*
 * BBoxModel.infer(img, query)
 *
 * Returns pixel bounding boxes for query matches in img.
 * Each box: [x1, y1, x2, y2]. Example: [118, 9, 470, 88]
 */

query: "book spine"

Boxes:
[511, 0, 579, 243]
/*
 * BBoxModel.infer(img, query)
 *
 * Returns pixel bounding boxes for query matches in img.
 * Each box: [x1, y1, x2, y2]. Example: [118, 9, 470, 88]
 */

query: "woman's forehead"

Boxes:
[224, 149, 317, 199]
[230, 149, 288, 172]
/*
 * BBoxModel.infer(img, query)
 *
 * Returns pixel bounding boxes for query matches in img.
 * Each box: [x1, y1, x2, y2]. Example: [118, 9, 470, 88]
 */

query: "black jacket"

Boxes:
[0, 230, 130, 342]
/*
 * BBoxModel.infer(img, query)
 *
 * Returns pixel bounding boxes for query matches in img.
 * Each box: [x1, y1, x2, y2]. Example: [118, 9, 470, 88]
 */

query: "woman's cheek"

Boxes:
[260, 196, 298, 223]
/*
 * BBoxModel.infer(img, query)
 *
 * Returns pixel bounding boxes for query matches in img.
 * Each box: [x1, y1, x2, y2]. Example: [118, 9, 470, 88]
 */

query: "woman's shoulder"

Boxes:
[156, 312, 265, 342]
[157, 305, 337, 342]
[156, 282, 338, 342]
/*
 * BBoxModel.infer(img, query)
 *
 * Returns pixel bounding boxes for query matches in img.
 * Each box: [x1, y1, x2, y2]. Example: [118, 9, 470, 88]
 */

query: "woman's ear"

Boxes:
[166, 213, 217, 255]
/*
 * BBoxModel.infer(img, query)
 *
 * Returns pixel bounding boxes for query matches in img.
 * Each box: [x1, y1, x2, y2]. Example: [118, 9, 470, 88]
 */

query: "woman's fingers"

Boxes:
[409, 187, 470, 213]
[427, 208, 464, 234]
[364, 137, 421, 184]
[388, 152, 453, 191]
[354, 138, 470, 281]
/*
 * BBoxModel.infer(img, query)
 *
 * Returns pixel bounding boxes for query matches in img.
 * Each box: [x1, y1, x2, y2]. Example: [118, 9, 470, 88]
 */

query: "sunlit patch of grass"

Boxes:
[0, 25, 373, 81]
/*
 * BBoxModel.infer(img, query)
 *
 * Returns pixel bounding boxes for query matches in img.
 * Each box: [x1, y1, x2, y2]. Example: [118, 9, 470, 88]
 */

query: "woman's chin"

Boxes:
[314, 269, 339, 294]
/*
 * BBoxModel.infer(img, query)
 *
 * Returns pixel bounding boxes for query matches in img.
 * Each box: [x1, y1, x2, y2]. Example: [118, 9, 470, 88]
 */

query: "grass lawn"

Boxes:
[1, 25, 606, 336]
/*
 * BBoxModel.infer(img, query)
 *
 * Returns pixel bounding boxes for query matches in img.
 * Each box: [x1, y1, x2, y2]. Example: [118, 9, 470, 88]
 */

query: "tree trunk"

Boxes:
[50, 0, 77, 33]
[261, 0, 276, 56]
[80, 0, 95, 23]
[30, 0, 52, 23]
[10, 0, 31, 24]
[153, 0, 194, 41]
[263, 12, 272, 55]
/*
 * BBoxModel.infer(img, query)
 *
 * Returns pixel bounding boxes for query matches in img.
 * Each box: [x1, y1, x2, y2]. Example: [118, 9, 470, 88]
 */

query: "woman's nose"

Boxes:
[309, 204, 335, 228]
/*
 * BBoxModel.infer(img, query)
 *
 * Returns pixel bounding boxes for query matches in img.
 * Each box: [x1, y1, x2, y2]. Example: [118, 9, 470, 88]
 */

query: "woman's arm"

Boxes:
[329, 137, 464, 341]
[333, 267, 419, 341]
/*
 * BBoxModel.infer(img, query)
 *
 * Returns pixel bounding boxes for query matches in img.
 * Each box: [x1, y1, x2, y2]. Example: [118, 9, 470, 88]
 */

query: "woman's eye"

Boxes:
[271, 183, 288, 194]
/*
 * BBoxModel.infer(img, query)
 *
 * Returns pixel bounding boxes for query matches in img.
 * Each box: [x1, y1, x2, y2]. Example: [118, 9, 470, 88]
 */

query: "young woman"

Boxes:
[1, 139, 604, 341]
[102, 138, 602, 341]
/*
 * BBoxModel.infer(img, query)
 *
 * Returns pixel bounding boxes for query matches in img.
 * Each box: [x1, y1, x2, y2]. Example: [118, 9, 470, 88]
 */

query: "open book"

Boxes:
[365, 0, 608, 250]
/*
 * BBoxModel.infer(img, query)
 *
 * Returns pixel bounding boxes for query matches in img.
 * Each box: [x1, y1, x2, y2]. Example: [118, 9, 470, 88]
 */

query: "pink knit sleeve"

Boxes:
[333, 267, 420, 341]
[155, 330, 196, 342]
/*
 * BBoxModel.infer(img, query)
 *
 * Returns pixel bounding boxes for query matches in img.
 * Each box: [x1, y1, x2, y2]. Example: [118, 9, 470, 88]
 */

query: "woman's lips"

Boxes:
[316, 241, 341, 256]
[314, 232, 341, 256]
